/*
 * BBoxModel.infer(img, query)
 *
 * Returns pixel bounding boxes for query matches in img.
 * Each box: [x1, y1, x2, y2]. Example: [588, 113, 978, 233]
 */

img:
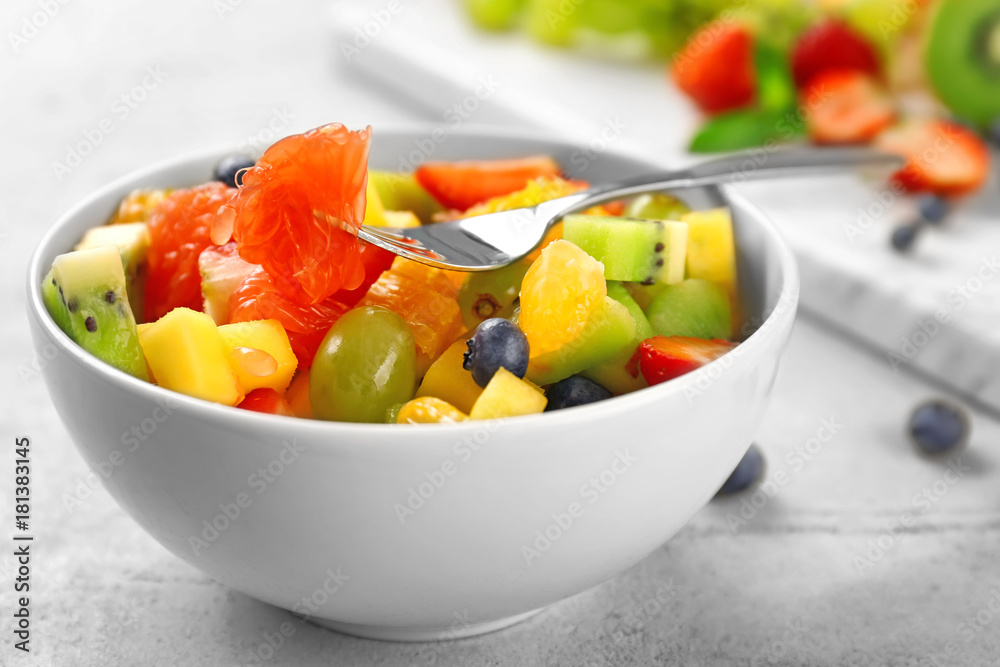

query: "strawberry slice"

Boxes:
[639, 336, 737, 386]
[791, 19, 881, 89]
[415, 156, 560, 211]
[237, 388, 295, 417]
[802, 70, 896, 145]
[876, 120, 991, 197]
[672, 22, 755, 115]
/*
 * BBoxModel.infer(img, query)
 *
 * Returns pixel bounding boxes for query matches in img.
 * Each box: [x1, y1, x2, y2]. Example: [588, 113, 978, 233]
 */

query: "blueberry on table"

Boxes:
[916, 195, 950, 225]
[908, 400, 970, 455]
[463, 318, 529, 388]
[890, 223, 921, 253]
[544, 376, 612, 411]
[213, 155, 256, 188]
[717, 445, 764, 496]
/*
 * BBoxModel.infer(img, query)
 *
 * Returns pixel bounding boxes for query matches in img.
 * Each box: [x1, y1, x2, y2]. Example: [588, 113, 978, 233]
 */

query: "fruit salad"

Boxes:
[41, 123, 745, 424]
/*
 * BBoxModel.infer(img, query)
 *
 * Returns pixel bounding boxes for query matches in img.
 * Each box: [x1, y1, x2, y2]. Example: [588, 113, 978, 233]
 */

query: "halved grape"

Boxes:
[310, 306, 416, 423]
[457, 259, 530, 330]
[623, 193, 690, 221]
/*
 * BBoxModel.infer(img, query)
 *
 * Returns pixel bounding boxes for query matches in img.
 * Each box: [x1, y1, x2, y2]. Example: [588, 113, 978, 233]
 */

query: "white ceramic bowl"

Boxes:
[27, 127, 798, 641]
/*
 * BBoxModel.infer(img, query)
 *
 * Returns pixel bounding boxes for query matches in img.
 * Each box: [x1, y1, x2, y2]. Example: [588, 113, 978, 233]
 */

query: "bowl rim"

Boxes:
[26, 123, 800, 435]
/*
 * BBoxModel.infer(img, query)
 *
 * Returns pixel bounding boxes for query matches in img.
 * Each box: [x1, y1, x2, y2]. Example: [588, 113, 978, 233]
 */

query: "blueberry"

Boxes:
[463, 318, 529, 388]
[213, 155, 256, 188]
[908, 400, 969, 455]
[890, 223, 921, 252]
[916, 194, 950, 225]
[544, 376, 612, 411]
[717, 445, 764, 496]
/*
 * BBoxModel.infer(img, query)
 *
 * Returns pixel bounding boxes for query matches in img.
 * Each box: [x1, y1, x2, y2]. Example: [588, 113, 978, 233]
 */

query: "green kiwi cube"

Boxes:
[369, 171, 443, 223]
[645, 278, 732, 340]
[581, 282, 653, 395]
[562, 215, 687, 284]
[526, 296, 635, 386]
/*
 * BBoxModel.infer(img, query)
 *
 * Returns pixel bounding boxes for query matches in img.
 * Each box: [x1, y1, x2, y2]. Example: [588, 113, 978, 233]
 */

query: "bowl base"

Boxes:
[310, 608, 543, 642]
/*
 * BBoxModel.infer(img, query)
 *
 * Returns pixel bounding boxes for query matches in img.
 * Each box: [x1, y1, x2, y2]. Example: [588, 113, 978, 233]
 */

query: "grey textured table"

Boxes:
[3, 1, 999, 665]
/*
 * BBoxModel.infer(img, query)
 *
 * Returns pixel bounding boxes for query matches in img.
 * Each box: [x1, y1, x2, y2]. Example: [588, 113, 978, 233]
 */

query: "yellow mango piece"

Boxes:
[363, 178, 388, 227]
[137, 308, 243, 406]
[217, 320, 297, 393]
[469, 368, 547, 420]
[416, 340, 483, 414]
[397, 397, 468, 424]
[682, 208, 737, 294]
[285, 369, 312, 419]
[382, 210, 421, 228]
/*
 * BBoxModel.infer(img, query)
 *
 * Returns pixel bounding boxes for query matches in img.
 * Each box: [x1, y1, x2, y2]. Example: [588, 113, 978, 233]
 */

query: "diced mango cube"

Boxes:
[363, 179, 389, 227]
[469, 367, 547, 420]
[217, 320, 297, 393]
[382, 210, 421, 228]
[416, 339, 483, 414]
[137, 308, 243, 405]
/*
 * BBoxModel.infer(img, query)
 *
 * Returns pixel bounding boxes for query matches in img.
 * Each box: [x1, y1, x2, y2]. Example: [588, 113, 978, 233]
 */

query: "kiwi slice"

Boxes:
[581, 282, 654, 395]
[74, 222, 149, 321]
[924, 0, 1000, 128]
[45, 246, 148, 380]
[562, 215, 687, 285]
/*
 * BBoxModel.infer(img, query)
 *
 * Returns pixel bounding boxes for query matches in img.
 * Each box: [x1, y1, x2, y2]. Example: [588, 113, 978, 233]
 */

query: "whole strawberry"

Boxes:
[791, 19, 881, 89]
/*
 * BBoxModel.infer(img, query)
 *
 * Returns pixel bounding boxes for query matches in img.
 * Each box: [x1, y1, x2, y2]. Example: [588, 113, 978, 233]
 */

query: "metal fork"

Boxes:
[358, 147, 902, 271]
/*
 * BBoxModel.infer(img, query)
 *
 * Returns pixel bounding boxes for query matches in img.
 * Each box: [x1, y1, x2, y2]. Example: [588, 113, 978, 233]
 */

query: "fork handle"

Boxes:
[562, 147, 903, 213]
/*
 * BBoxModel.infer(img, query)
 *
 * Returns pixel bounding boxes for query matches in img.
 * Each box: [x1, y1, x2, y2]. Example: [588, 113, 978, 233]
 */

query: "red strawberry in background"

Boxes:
[791, 19, 881, 89]
[415, 156, 560, 211]
[639, 336, 737, 386]
[802, 69, 896, 144]
[672, 21, 756, 115]
[876, 120, 990, 197]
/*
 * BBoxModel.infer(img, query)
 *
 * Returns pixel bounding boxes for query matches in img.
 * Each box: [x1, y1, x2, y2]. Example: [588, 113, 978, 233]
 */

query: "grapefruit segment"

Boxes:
[219, 123, 373, 304]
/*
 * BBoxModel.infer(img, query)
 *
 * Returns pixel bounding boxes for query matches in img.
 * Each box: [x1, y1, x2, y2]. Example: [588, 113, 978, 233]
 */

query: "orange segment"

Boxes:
[397, 397, 468, 424]
[519, 240, 606, 356]
[360, 258, 463, 361]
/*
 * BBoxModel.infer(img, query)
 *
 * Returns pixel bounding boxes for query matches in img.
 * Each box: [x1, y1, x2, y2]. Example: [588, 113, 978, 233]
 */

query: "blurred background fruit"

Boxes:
[459, 0, 995, 181]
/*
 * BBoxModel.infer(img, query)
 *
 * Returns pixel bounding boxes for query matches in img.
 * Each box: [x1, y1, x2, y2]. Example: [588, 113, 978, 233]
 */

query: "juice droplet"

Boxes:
[211, 205, 236, 245]
[233, 346, 278, 377]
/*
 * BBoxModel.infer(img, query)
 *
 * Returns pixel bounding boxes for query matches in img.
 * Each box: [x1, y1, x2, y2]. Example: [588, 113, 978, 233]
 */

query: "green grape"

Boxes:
[728, 0, 817, 51]
[457, 259, 531, 330]
[463, 0, 525, 31]
[625, 281, 669, 312]
[310, 306, 417, 423]
[525, 0, 577, 46]
[384, 403, 404, 424]
[842, 0, 916, 54]
[623, 193, 690, 221]
[578, 0, 647, 34]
